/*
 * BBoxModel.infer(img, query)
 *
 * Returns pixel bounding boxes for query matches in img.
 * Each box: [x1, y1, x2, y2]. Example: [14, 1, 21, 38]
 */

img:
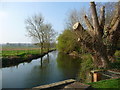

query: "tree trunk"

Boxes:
[91, 54, 109, 68]
[41, 42, 44, 53]
[73, 1, 120, 68]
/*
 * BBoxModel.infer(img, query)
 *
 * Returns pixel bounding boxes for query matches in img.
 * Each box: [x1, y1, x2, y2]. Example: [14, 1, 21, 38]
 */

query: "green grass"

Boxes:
[2, 49, 41, 57]
[88, 78, 120, 88]
[2, 48, 54, 58]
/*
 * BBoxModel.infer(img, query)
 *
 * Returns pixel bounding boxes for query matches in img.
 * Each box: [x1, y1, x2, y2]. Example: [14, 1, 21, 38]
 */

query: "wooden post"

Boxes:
[91, 70, 102, 82]
[93, 72, 101, 82]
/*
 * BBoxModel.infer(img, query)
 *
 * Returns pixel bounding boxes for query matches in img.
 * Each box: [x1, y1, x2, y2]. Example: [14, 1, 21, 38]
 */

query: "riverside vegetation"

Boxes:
[57, 1, 120, 88]
[2, 1, 120, 89]
[2, 45, 56, 67]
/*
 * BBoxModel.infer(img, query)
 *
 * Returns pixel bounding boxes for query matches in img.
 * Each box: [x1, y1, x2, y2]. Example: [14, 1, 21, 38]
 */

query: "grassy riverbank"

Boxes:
[88, 78, 120, 88]
[2, 48, 56, 67]
[2, 49, 44, 58]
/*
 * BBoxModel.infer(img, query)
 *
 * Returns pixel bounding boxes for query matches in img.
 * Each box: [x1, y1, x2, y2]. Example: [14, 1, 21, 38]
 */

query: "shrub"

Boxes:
[115, 50, 120, 57]
[57, 29, 81, 54]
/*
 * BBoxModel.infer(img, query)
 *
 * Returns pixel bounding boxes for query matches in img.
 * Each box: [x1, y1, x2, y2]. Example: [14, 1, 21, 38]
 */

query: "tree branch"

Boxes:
[110, 17, 120, 33]
[99, 6, 105, 29]
[90, 2, 100, 36]
[110, 2, 120, 28]
[84, 15, 94, 36]
[73, 22, 93, 52]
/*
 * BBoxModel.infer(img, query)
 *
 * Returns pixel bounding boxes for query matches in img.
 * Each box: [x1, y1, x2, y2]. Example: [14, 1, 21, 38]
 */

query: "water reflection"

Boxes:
[2, 51, 87, 88]
[56, 52, 81, 79]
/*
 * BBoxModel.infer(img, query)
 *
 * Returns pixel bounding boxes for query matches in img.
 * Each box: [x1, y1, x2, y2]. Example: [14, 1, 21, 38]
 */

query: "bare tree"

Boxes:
[65, 8, 87, 30]
[25, 14, 44, 53]
[73, 1, 120, 68]
[25, 14, 56, 53]
[43, 23, 56, 51]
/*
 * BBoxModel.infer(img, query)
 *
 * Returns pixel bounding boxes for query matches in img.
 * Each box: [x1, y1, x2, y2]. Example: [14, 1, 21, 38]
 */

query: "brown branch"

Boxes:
[84, 15, 94, 36]
[90, 2, 100, 36]
[110, 2, 120, 28]
[73, 22, 93, 52]
[99, 6, 105, 29]
[73, 22, 84, 32]
[110, 17, 120, 33]
[99, 6, 105, 37]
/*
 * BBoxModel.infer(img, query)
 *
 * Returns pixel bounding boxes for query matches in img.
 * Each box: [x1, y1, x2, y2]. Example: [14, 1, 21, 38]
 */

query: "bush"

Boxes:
[115, 50, 120, 57]
[77, 54, 94, 82]
[57, 29, 81, 54]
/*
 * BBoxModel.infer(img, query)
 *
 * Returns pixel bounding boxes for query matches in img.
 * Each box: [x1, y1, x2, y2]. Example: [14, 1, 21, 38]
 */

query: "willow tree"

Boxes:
[73, 2, 120, 68]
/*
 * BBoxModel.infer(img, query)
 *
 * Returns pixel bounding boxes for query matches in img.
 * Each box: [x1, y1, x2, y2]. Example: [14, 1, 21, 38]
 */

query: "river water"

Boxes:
[2, 51, 82, 88]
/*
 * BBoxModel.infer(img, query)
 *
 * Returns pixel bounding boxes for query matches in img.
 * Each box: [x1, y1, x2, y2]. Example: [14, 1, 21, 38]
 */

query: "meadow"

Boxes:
[2, 48, 42, 58]
[2, 45, 55, 67]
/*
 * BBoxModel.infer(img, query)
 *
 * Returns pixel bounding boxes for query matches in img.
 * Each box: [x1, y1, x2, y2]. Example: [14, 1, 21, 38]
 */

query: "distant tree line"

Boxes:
[2, 43, 38, 48]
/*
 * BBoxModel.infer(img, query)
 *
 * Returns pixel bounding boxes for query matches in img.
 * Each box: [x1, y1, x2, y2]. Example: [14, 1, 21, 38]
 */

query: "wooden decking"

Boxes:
[33, 79, 91, 89]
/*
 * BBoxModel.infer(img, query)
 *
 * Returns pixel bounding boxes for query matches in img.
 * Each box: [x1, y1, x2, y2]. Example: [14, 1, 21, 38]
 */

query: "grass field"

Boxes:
[2, 46, 53, 58]
[2, 46, 55, 67]
[88, 78, 120, 88]
[2, 48, 43, 58]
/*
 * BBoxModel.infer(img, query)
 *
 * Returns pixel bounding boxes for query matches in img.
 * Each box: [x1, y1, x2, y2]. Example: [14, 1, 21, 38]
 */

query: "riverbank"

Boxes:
[2, 49, 56, 67]
[88, 78, 120, 88]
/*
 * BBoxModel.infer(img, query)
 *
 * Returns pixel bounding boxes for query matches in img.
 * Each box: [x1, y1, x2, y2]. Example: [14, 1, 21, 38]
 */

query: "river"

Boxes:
[2, 51, 82, 88]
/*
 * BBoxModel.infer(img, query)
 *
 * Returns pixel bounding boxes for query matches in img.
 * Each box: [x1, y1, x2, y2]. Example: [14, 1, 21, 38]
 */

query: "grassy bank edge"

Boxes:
[87, 78, 120, 88]
[2, 49, 56, 67]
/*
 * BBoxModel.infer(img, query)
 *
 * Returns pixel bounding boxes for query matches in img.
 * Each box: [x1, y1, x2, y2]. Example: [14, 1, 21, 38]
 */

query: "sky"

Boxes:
[0, 2, 91, 43]
[0, 0, 118, 44]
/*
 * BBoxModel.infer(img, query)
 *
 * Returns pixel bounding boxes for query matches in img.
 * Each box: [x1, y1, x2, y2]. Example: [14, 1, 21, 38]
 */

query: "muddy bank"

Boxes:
[2, 49, 56, 68]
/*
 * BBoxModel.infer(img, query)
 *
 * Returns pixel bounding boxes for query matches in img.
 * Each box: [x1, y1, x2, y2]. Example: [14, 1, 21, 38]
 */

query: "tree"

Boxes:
[65, 2, 118, 30]
[43, 23, 56, 51]
[57, 30, 81, 54]
[65, 8, 87, 30]
[73, 1, 120, 68]
[25, 14, 56, 53]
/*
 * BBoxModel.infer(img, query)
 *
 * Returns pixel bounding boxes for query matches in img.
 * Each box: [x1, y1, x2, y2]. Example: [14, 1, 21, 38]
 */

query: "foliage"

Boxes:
[78, 54, 94, 82]
[88, 78, 120, 88]
[57, 30, 81, 54]
[80, 54, 94, 70]
[115, 50, 120, 57]
[109, 54, 120, 69]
